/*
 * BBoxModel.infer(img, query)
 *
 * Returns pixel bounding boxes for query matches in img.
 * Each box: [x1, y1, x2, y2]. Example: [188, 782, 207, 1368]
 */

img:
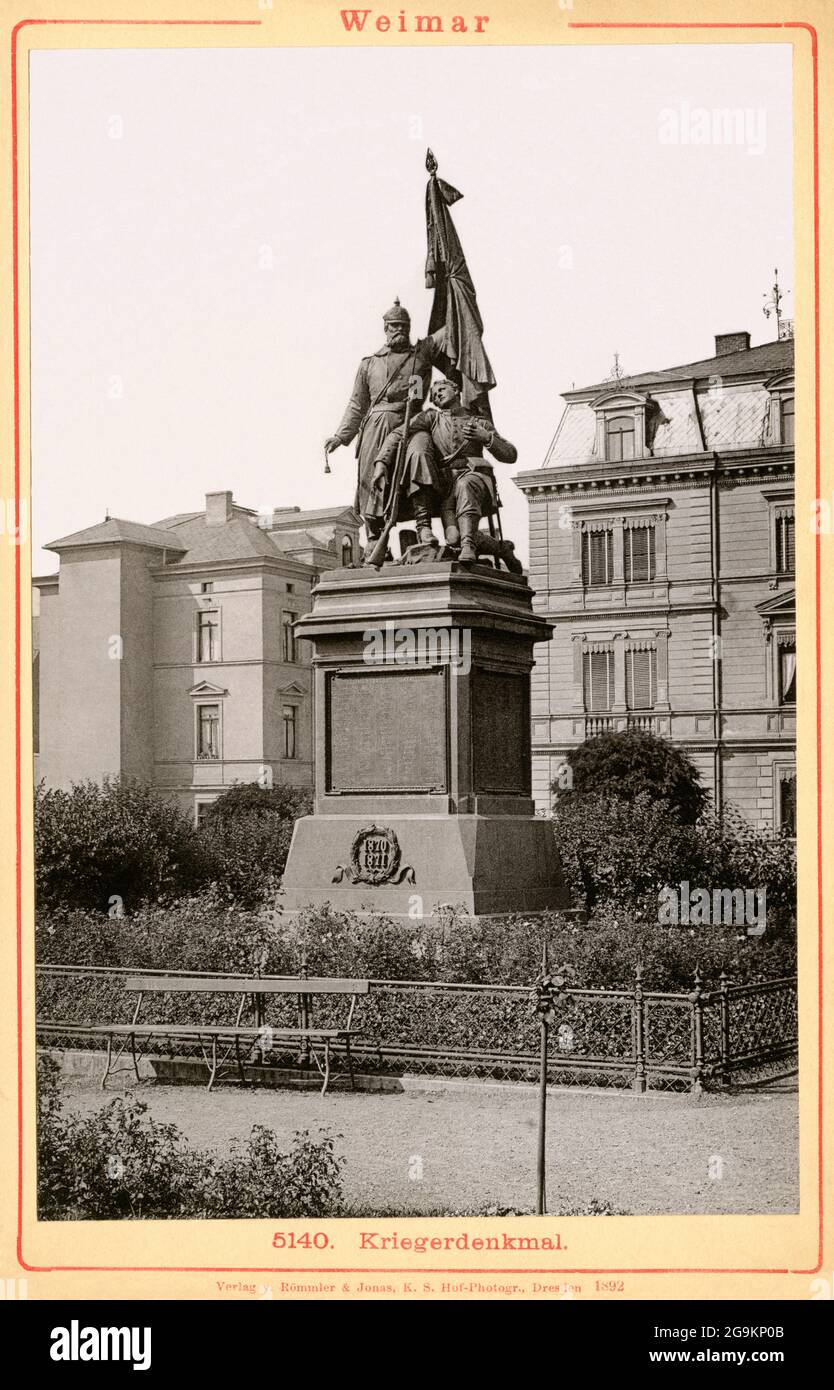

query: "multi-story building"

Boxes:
[514, 332, 796, 833]
[33, 492, 359, 821]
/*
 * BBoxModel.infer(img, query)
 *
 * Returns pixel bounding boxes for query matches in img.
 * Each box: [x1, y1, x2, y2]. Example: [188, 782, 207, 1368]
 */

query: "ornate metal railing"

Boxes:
[36, 964, 797, 1093]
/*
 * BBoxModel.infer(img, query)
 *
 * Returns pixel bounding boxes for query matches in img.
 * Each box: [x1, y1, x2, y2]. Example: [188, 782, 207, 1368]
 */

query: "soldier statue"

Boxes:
[324, 300, 450, 546]
[372, 378, 523, 571]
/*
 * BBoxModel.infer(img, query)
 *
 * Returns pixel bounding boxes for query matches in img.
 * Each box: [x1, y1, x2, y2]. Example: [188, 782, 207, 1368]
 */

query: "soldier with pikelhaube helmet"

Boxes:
[324, 298, 451, 547]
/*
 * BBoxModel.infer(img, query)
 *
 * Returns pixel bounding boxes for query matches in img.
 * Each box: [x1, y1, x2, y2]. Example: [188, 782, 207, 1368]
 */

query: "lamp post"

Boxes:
[533, 938, 570, 1216]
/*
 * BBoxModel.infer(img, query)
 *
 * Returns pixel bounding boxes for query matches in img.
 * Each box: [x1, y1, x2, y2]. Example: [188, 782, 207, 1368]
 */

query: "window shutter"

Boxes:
[779, 774, 797, 835]
[625, 525, 655, 582]
[626, 649, 656, 709]
[584, 650, 613, 710]
[776, 513, 795, 573]
[583, 529, 613, 585]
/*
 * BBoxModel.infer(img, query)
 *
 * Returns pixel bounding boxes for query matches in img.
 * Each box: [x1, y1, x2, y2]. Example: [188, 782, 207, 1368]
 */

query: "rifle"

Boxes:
[364, 347, 421, 569]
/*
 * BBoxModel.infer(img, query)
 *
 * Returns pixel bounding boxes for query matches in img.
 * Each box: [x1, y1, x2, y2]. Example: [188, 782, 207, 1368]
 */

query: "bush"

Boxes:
[35, 777, 314, 913]
[558, 730, 707, 825]
[197, 784, 313, 907]
[36, 893, 795, 1002]
[555, 791, 701, 915]
[36, 1055, 344, 1221]
[553, 790, 797, 934]
[35, 778, 207, 914]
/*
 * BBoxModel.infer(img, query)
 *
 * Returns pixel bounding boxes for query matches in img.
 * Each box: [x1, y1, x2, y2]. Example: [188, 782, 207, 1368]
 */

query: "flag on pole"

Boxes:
[424, 149, 496, 412]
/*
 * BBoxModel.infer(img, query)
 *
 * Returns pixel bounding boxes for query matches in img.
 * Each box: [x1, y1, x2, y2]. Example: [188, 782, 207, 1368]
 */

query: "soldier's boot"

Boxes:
[458, 511, 479, 564]
[412, 488, 438, 548]
[474, 531, 524, 574]
[361, 518, 392, 566]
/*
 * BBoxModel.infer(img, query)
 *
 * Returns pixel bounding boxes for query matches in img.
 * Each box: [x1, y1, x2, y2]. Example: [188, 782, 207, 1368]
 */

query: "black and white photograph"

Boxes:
[26, 34, 800, 1244]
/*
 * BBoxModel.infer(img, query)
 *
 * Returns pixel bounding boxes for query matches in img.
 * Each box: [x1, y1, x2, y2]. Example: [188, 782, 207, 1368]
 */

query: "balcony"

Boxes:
[583, 713, 663, 738]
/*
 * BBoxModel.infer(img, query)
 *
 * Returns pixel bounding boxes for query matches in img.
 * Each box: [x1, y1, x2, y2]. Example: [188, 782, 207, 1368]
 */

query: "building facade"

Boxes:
[515, 333, 796, 833]
[33, 492, 360, 821]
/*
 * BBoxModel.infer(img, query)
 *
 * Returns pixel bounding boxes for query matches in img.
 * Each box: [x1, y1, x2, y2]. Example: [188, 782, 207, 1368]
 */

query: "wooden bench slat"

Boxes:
[124, 975, 370, 995]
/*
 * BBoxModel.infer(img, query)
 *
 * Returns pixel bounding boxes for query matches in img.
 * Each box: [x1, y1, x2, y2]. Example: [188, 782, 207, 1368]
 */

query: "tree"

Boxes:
[197, 782, 313, 906]
[556, 730, 707, 825]
[35, 778, 206, 913]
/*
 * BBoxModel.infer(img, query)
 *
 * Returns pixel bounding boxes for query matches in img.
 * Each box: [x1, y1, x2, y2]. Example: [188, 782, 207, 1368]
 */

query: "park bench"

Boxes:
[38, 973, 369, 1095]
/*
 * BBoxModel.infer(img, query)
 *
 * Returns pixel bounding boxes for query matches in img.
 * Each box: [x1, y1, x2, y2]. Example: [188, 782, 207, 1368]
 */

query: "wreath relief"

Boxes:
[332, 825, 416, 886]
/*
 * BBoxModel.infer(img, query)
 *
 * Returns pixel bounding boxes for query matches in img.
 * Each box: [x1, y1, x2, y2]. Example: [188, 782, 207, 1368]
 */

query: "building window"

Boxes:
[197, 610, 219, 663]
[341, 535, 353, 567]
[605, 414, 635, 462]
[581, 529, 614, 586]
[200, 581, 214, 594]
[194, 798, 216, 828]
[780, 396, 795, 445]
[196, 704, 220, 760]
[625, 525, 656, 583]
[778, 771, 797, 836]
[583, 649, 614, 711]
[282, 704, 297, 759]
[626, 646, 657, 709]
[282, 612, 297, 663]
[775, 511, 795, 573]
[779, 643, 796, 705]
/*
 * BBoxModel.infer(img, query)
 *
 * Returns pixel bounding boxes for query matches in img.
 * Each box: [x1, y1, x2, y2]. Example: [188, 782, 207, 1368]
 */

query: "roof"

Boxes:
[568, 337, 793, 398]
[45, 497, 358, 569]
[268, 505, 359, 527]
[152, 514, 291, 566]
[269, 529, 337, 553]
[536, 337, 795, 470]
[46, 518, 187, 553]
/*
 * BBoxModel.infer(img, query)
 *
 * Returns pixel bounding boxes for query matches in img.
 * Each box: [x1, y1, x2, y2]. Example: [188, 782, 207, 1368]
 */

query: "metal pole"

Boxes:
[537, 1008, 548, 1215]
[536, 937, 549, 1216]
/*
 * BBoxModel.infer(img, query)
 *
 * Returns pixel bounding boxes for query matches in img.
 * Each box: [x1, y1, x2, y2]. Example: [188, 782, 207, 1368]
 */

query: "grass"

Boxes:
[55, 1075, 798, 1217]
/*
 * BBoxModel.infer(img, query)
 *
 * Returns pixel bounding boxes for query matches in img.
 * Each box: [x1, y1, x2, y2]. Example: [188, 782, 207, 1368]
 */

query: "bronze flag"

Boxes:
[424, 149, 497, 412]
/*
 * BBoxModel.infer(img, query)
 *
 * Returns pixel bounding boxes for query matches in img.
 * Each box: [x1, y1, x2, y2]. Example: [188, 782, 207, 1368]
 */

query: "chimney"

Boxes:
[205, 491, 233, 526]
[714, 331, 751, 356]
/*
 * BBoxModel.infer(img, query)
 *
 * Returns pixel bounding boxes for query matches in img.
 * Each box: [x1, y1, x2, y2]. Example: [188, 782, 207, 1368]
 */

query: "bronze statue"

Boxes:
[373, 379, 522, 570]
[324, 300, 450, 545]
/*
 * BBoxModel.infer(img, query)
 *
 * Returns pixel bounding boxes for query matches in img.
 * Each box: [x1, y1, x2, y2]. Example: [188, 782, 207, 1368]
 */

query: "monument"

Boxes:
[281, 152, 567, 918]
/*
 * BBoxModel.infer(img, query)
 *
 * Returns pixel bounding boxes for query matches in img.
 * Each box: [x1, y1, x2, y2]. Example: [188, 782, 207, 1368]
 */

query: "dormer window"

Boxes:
[590, 389, 651, 462]
[765, 372, 795, 447]
[605, 415, 635, 462]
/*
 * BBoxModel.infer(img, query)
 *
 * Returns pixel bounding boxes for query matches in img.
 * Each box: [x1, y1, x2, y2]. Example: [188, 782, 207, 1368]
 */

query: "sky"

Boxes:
[29, 42, 793, 572]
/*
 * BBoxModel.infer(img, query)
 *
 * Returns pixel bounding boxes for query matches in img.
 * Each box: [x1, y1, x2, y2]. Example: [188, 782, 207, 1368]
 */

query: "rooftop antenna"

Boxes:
[763, 268, 793, 340]
[606, 351, 625, 385]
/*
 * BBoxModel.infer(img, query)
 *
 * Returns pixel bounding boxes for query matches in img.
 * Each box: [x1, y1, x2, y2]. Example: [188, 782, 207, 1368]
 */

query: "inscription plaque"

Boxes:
[327, 667, 448, 793]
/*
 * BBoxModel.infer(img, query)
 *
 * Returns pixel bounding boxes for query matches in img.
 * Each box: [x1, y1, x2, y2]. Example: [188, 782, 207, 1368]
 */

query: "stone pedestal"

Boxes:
[280, 561, 567, 918]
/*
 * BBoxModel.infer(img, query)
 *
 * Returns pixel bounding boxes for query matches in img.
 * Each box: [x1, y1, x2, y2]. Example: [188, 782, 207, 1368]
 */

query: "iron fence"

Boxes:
[36, 963, 797, 1093]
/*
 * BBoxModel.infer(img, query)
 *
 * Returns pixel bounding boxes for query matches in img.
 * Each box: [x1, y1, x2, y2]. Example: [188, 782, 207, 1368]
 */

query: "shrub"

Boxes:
[557, 730, 707, 825]
[35, 778, 207, 914]
[36, 1055, 344, 1221]
[197, 784, 312, 908]
[553, 790, 796, 934]
[554, 791, 701, 915]
[35, 777, 315, 913]
[36, 894, 795, 1004]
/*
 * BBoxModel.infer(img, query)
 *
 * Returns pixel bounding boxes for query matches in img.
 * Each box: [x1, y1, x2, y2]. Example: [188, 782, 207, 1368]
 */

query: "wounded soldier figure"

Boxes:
[372, 378, 523, 571]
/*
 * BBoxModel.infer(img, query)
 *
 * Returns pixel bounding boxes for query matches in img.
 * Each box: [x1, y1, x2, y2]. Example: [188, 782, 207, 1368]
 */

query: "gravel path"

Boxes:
[58, 1076, 798, 1216]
